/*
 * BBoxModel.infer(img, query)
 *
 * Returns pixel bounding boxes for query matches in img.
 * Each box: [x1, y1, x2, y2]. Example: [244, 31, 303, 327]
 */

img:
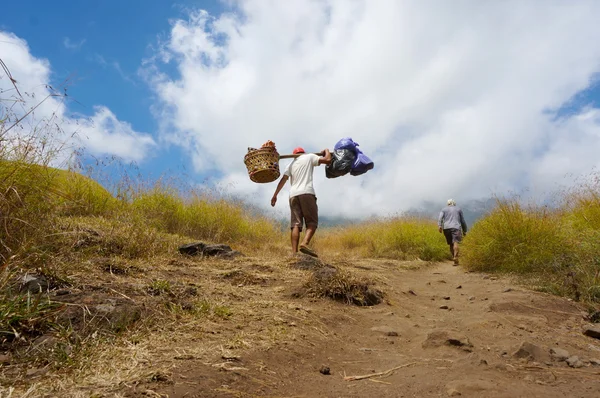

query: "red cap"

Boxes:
[293, 147, 305, 154]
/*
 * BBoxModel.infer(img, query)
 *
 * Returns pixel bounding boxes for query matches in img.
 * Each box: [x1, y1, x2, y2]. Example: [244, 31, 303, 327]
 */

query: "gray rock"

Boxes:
[566, 356, 584, 368]
[204, 244, 235, 257]
[549, 347, 570, 362]
[20, 274, 49, 293]
[178, 242, 243, 259]
[589, 358, 600, 366]
[178, 242, 206, 255]
[370, 326, 399, 337]
[583, 325, 600, 340]
[512, 342, 550, 363]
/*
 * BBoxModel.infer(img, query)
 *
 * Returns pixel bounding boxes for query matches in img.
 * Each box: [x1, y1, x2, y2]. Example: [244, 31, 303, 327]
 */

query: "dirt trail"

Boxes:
[129, 260, 600, 398]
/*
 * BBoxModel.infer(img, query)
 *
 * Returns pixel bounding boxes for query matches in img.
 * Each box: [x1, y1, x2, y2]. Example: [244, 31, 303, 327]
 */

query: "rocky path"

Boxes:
[131, 260, 600, 398]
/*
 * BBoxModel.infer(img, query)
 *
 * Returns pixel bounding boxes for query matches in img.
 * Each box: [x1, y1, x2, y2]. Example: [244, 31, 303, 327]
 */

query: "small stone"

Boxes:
[468, 296, 476, 301]
[483, 275, 490, 280]
[370, 326, 399, 336]
[479, 359, 488, 366]
[405, 314, 411, 318]
[503, 288, 513, 293]
[447, 388, 461, 396]
[439, 305, 449, 310]
[583, 325, 600, 340]
[490, 277, 498, 281]
[443, 296, 451, 300]
[512, 342, 550, 363]
[549, 347, 570, 362]
[566, 356, 584, 368]
[456, 285, 462, 289]
[20, 274, 49, 293]
[408, 289, 417, 296]
[319, 366, 331, 375]
[589, 358, 600, 366]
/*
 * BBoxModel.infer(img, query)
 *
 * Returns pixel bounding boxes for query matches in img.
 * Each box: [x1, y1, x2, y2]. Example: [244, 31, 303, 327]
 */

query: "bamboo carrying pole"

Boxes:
[279, 151, 324, 159]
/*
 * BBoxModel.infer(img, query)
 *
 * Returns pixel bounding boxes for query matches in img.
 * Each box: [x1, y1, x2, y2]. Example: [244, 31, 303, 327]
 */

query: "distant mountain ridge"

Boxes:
[316, 197, 497, 229]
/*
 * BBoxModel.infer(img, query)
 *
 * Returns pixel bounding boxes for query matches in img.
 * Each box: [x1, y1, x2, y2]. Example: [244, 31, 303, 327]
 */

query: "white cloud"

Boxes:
[63, 37, 86, 51]
[1, 31, 155, 164]
[145, 1, 600, 217]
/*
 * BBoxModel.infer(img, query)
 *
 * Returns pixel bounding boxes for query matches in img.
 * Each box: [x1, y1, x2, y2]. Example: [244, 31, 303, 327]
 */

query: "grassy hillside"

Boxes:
[462, 187, 600, 303]
[316, 217, 449, 261]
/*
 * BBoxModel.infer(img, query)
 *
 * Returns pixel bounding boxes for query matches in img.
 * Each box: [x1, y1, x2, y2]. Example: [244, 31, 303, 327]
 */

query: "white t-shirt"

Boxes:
[284, 153, 320, 198]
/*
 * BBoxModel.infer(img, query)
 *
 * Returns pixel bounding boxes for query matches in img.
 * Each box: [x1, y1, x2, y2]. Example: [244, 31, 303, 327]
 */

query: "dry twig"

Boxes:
[343, 362, 418, 381]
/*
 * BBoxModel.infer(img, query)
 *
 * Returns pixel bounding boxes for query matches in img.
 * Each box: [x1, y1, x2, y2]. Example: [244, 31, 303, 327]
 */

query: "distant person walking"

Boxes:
[271, 147, 332, 257]
[438, 199, 468, 265]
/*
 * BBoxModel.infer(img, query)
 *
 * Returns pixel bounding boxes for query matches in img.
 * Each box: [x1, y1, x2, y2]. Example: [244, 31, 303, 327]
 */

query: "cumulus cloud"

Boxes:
[0, 31, 155, 164]
[146, 0, 600, 217]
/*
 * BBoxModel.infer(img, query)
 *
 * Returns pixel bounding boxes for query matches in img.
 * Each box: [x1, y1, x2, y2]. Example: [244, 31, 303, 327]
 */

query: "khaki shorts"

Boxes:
[289, 194, 318, 231]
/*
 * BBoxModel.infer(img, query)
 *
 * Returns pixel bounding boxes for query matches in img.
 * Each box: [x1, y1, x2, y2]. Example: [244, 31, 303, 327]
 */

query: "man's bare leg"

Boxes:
[453, 242, 460, 265]
[291, 226, 301, 254]
[301, 226, 316, 247]
[449, 245, 454, 258]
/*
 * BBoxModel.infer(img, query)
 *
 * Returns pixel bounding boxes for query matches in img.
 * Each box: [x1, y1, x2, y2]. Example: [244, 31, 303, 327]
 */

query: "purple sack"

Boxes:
[350, 147, 374, 176]
[334, 137, 359, 152]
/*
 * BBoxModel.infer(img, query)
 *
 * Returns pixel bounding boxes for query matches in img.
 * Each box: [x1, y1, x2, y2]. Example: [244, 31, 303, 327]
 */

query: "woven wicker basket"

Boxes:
[244, 147, 280, 183]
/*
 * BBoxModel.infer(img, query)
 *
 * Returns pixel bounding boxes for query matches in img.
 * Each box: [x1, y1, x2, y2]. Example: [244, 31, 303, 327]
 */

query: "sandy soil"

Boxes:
[124, 258, 600, 398]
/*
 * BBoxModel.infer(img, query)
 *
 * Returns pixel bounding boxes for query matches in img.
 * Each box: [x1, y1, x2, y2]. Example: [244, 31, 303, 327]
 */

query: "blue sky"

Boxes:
[3, 1, 600, 218]
[1, 0, 227, 181]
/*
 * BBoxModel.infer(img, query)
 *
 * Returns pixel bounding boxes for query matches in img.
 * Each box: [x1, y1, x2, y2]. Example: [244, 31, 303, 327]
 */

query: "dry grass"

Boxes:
[0, 253, 363, 397]
[462, 190, 600, 304]
[302, 265, 384, 306]
[316, 217, 449, 261]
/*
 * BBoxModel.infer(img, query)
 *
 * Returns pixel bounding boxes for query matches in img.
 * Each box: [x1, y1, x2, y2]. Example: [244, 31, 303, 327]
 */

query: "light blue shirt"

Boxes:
[438, 206, 468, 232]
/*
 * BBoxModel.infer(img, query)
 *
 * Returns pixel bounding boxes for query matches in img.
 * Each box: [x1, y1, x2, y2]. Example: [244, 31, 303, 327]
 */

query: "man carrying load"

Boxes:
[271, 147, 332, 257]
